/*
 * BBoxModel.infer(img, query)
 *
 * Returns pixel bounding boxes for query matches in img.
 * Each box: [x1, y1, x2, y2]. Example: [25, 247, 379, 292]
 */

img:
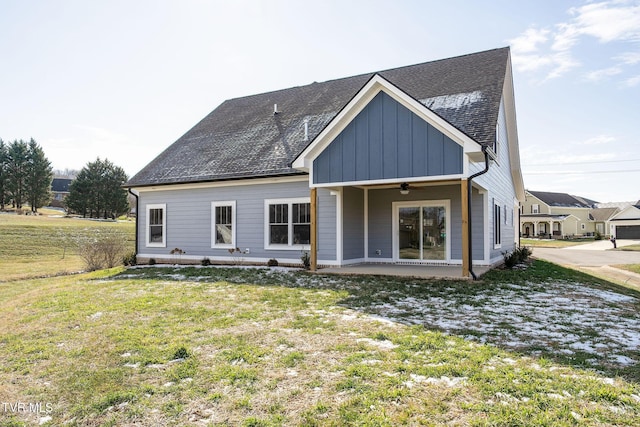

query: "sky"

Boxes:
[0, 0, 638, 203]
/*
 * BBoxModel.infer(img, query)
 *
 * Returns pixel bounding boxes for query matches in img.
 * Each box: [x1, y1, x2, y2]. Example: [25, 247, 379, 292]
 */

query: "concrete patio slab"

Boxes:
[317, 264, 490, 279]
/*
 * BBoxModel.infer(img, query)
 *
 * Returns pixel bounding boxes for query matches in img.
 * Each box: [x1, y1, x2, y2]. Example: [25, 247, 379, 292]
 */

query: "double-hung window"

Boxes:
[265, 198, 311, 249]
[146, 204, 166, 247]
[212, 201, 236, 248]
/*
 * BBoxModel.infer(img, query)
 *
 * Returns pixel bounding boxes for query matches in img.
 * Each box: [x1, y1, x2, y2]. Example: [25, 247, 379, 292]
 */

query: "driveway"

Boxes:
[532, 240, 640, 288]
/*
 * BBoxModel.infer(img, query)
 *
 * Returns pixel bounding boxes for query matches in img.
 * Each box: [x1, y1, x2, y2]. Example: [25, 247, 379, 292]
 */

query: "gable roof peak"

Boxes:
[127, 47, 511, 187]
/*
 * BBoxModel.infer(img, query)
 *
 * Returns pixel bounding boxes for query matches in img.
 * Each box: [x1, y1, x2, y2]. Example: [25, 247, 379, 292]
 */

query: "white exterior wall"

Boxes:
[470, 97, 519, 264]
[135, 178, 337, 265]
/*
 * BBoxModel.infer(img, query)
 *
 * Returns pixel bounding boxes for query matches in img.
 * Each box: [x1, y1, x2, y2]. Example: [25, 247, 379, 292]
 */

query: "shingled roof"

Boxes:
[127, 47, 510, 187]
[528, 190, 599, 208]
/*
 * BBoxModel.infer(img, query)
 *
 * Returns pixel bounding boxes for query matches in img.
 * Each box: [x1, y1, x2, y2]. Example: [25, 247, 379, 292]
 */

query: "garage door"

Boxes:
[616, 225, 640, 239]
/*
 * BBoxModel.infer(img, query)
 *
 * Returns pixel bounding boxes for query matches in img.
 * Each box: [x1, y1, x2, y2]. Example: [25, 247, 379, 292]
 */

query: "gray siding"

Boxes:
[313, 92, 463, 184]
[366, 185, 484, 262]
[137, 180, 336, 263]
[471, 97, 518, 261]
[343, 187, 365, 260]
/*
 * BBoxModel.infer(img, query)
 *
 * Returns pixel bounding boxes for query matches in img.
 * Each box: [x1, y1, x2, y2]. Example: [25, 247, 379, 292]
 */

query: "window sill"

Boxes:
[146, 243, 166, 248]
[265, 244, 311, 251]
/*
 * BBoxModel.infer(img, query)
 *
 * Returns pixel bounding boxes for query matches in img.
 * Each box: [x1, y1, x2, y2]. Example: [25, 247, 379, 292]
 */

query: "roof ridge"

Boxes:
[225, 47, 510, 102]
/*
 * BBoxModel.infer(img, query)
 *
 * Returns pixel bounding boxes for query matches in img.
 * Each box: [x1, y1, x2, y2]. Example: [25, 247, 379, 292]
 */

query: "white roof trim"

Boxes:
[503, 52, 526, 202]
[291, 74, 481, 171]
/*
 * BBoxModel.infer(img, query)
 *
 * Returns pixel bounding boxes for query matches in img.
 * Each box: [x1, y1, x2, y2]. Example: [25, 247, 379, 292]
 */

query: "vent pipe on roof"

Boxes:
[304, 118, 309, 141]
[273, 104, 279, 115]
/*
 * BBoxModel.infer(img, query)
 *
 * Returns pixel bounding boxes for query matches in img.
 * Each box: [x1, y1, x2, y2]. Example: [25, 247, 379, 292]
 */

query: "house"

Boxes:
[609, 201, 640, 239]
[520, 190, 598, 238]
[590, 207, 620, 237]
[50, 177, 72, 208]
[126, 47, 525, 278]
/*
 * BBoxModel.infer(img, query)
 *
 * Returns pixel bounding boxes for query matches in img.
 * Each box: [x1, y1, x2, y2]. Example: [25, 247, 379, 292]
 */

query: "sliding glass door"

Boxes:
[396, 201, 448, 261]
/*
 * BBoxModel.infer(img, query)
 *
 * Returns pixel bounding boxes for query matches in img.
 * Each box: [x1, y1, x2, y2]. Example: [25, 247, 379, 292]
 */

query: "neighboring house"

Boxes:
[590, 207, 620, 237]
[520, 190, 598, 238]
[609, 201, 640, 239]
[50, 178, 72, 208]
[126, 47, 525, 277]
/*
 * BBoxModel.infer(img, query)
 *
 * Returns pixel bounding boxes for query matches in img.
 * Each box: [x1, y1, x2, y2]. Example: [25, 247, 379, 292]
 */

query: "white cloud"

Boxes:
[583, 66, 623, 81]
[616, 51, 640, 64]
[567, 1, 640, 43]
[624, 74, 640, 86]
[509, 27, 550, 53]
[581, 135, 617, 145]
[510, 1, 640, 81]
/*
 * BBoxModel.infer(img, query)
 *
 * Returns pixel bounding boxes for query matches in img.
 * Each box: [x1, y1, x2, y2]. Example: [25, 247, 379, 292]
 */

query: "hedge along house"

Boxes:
[126, 47, 525, 278]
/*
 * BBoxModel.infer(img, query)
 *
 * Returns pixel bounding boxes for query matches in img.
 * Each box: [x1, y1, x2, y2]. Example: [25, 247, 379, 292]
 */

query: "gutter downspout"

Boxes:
[468, 146, 491, 280]
[128, 188, 139, 260]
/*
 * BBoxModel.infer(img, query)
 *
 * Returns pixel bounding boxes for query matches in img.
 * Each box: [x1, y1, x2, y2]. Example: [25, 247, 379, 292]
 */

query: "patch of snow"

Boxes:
[420, 91, 483, 110]
[39, 416, 52, 425]
[124, 363, 140, 368]
[424, 376, 467, 387]
[88, 312, 103, 320]
[356, 338, 398, 350]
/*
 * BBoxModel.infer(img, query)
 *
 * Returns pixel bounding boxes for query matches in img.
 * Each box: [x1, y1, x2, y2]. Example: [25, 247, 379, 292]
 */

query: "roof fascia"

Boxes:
[503, 52, 525, 202]
[128, 174, 308, 192]
[526, 191, 550, 209]
[292, 74, 481, 171]
[609, 205, 640, 221]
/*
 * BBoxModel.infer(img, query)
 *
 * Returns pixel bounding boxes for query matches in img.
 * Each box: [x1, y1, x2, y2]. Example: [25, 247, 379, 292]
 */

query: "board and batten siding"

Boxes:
[313, 91, 463, 185]
[471, 97, 518, 262]
[137, 180, 337, 263]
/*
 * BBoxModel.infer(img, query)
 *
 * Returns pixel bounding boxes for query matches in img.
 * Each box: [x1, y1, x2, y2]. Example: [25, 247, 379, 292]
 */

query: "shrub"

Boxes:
[148, 258, 156, 266]
[300, 251, 311, 270]
[201, 257, 211, 266]
[502, 246, 532, 269]
[267, 258, 279, 267]
[74, 228, 128, 271]
[595, 231, 603, 240]
[122, 251, 137, 266]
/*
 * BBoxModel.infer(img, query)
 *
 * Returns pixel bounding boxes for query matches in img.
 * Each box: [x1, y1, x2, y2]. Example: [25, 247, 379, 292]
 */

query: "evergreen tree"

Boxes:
[66, 158, 129, 219]
[25, 138, 53, 213]
[6, 140, 29, 209]
[0, 139, 7, 210]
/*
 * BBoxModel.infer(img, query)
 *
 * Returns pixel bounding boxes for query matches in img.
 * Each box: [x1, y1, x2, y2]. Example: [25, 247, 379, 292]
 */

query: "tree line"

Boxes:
[0, 138, 53, 212]
[0, 138, 130, 218]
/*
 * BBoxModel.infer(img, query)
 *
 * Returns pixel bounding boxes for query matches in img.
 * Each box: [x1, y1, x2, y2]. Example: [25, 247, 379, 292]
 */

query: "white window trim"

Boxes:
[146, 203, 166, 248]
[211, 201, 236, 249]
[264, 197, 311, 251]
[391, 199, 451, 263]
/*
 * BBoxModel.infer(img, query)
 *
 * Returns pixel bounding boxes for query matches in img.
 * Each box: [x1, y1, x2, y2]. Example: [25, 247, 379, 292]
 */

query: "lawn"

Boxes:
[0, 212, 135, 281]
[1, 262, 639, 426]
[520, 238, 594, 248]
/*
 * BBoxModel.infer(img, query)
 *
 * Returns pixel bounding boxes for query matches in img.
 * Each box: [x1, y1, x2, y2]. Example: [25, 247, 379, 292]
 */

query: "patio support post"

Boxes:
[310, 187, 317, 271]
[461, 179, 470, 277]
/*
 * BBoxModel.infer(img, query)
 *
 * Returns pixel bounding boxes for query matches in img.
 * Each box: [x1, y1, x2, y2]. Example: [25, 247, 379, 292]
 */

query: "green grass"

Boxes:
[0, 212, 134, 281]
[1, 263, 639, 425]
[617, 244, 640, 252]
[617, 264, 640, 274]
[520, 237, 594, 248]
